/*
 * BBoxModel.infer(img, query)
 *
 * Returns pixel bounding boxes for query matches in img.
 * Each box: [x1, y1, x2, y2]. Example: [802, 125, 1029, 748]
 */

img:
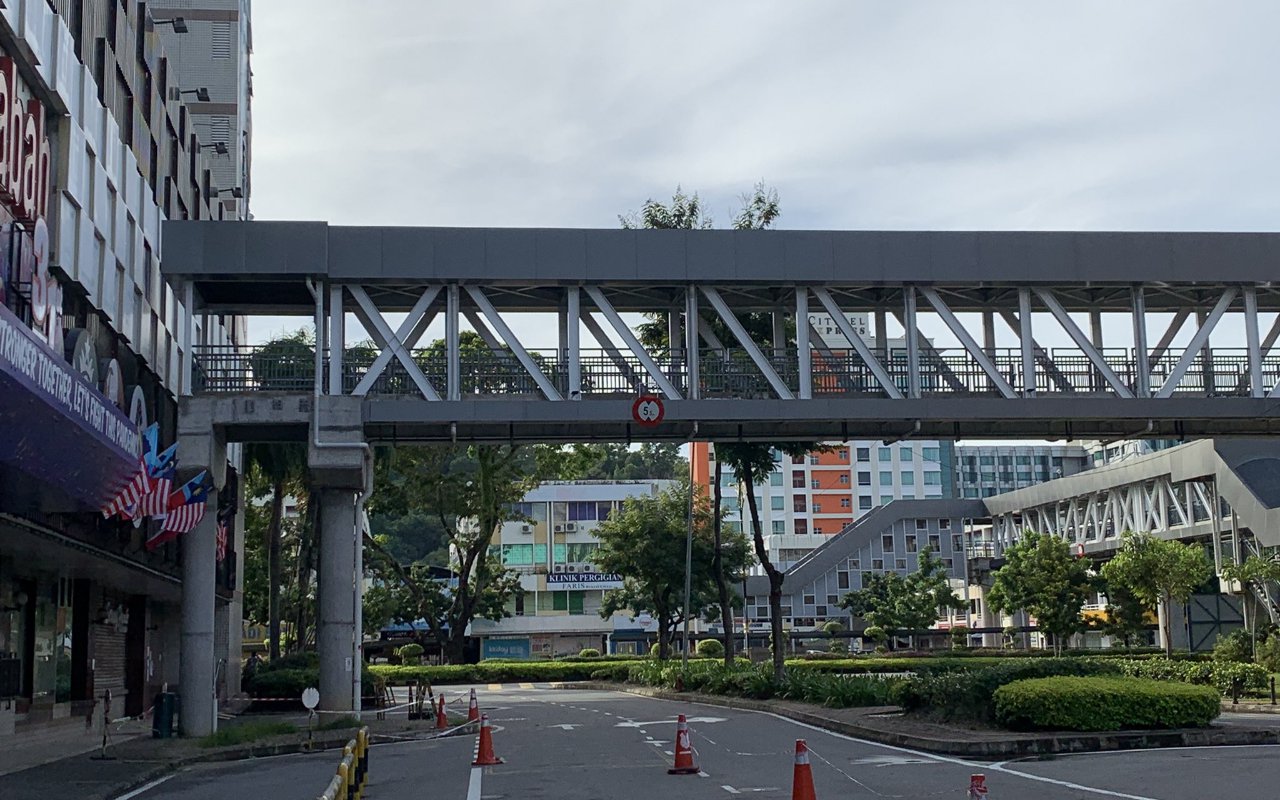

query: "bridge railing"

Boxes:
[190, 344, 1280, 399]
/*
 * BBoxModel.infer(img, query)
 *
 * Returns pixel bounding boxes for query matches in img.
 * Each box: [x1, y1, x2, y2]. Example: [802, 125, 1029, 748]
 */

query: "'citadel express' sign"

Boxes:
[546, 572, 624, 591]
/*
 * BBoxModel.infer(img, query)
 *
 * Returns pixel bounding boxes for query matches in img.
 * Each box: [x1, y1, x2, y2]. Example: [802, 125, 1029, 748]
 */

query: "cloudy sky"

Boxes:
[245, 1, 1278, 349]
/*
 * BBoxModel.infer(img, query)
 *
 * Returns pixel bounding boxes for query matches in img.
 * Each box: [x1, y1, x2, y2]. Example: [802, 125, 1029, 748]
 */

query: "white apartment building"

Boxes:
[470, 481, 674, 658]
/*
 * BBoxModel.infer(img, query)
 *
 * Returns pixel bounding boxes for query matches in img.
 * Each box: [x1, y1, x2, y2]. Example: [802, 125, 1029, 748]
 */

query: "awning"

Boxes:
[0, 303, 139, 510]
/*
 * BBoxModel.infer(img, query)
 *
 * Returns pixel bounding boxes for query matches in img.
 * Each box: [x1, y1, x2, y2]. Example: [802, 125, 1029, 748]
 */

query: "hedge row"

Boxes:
[1111, 658, 1269, 695]
[367, 661, 635, 685]
[246, 668, 376, 700]
[892, 658, 1121, 722]
[993, 677, 1220, 731]
[628, 660, 899, 708]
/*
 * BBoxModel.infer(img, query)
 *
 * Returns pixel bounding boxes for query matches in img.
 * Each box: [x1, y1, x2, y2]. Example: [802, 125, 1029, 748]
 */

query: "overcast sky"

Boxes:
[245, 1, 1278, 350]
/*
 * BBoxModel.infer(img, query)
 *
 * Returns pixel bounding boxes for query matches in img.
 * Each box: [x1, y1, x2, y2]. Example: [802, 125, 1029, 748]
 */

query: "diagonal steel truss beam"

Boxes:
[1155, 288, 1237, 398]
[918, 286, 1017, 398]
[701, 287, 793, 399]
[811, 288, 903, 399]
[579, 310, 646, 394]
[465, 286, 563, 401]
[348, 285, 442, 401]
[998, 310, 1074, 393]
[583, 286, 682, 399]
[351, 286, 441, 397]
[1034, 289, 1135, 398]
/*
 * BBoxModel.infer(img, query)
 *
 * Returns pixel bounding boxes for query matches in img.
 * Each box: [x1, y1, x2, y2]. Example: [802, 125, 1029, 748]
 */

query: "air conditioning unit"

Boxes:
[552, 564, 566, 573]
[553, 524, 565, 533]
[564, 522, 577, 532]
[567, 565, 578, 573]
[581, 564, 594, 573]
[520, 525, 533, 534]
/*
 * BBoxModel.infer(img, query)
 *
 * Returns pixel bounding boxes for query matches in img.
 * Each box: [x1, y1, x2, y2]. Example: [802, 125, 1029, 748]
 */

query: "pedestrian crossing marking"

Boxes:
[488, 683, 502, 691]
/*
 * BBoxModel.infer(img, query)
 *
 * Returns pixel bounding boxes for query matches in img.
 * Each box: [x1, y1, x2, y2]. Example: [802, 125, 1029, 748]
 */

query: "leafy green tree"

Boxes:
[842, 549, 963, 649]
[571, 443, 684, 480]
[1098, 579, 1152, 648]
[1102, 532, 1214, 657]
[244, 442, 306, 661]
[593, 481, 751, 660]
[1220, 553, 1280, 654]
[987, 532, 1093, 654]
[367, 442, 570, 663]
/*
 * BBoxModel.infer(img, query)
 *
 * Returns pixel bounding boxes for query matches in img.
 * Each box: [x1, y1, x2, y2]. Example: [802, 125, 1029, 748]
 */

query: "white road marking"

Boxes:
[722, 787, 778, 794]
[853, 755, 939, 767]
[467, 765, 483, 800]
[616, 716, 726, 728]
[664, 750, 674, 756]
[549, 724, 580, 731]
[115, 775, 176, 799]
[679, 699, 1164, 800]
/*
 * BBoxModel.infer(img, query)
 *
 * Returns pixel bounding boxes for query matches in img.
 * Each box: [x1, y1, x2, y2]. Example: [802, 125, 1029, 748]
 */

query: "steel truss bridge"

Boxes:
[166, 223, 1280, 442]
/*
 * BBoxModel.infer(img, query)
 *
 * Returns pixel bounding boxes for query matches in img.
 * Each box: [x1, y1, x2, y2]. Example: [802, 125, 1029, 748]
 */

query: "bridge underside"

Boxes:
[209, 394, 1280, 444]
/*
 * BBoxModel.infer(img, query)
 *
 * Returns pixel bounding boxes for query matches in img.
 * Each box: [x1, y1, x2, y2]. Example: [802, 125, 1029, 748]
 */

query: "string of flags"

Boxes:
[99, 423, 214, 553]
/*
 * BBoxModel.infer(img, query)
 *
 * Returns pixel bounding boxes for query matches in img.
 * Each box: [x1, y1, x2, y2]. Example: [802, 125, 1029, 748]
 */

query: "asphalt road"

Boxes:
[124, 684, 1280, 800]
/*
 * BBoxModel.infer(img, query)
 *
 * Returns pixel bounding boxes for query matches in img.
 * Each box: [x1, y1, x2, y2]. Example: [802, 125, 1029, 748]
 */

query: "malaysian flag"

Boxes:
[144, 472, 212, 550]
[101, 456, 152, 518]
[136, 464, 177, 518]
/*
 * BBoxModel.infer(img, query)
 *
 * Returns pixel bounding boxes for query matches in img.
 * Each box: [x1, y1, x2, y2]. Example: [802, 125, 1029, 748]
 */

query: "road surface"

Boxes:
[124, 684, 1280, 800]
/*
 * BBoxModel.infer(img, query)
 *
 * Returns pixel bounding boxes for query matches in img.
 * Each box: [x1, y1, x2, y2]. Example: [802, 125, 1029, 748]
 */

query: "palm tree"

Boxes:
[245, 441, 305, 661]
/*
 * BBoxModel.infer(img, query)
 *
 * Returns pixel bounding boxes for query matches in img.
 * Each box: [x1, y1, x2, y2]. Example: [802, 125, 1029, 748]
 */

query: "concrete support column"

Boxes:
[180, 509, 219, 736]
[318, 489, 359, 712]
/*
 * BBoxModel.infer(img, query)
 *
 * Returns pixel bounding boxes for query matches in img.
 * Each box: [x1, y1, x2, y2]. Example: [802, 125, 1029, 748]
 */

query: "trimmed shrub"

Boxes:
[246, 667, 375, 701]
[396, 643, 424, 666]
[625, 660, 897, 707]
[367, 661, 634, 685]
[1256, 635, 1280, 673]
[577, 648, 601, 659]
[1212, 630, 1253, 664]
[994, 676, 1220, 731]
[696, 639, 725, 658]
[1112, 658, 1268, 696]
[892, 658, 1121, 723]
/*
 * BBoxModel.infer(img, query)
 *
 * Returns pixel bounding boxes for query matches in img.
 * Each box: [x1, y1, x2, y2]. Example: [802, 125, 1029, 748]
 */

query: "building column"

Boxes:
[177, 398, 226, 738]
[180, 508, 219, 736]
[318, 489, 359, 712]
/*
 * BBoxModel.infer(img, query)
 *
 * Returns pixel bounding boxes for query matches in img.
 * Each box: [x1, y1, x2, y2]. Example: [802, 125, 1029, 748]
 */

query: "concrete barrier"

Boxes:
[317, 727, 370, 800]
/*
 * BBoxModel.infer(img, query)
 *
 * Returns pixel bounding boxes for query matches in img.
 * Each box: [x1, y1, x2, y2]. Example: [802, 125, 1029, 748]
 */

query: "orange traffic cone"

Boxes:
[472, 714, 503, 766]
[792, 740, 817, 800]
[468, 688, 480, 723]
[667, 714, 700, 775]
[436, 694, 448, 731]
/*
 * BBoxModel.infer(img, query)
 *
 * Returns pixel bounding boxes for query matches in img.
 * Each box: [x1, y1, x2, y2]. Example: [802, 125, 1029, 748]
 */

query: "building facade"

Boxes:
[0, 1, 248, 742]
[954, 444, 1090, 498]
[470, 481, 673, 658]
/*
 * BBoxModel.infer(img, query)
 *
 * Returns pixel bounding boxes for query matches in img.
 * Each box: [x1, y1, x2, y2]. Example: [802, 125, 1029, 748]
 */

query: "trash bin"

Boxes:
[152, 692, 177, 739]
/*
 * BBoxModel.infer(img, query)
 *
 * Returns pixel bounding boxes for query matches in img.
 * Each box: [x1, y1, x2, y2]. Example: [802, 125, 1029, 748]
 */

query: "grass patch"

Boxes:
[199, 720, 297, 748]
[314, 715, 362, 731]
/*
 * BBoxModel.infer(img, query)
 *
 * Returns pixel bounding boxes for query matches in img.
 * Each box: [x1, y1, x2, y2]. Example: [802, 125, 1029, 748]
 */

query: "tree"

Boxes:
[1102, 532, 1214, 657]
[841, 548, 964, 649]
[571, 443, 684, 480]
[1219, 553, 1280, 654]
[986, 532, 1093, 654]
[593, 481, 751, 660]
[243, 439, 306, 662]
[368, 442, 571, 663]
[1098, 579, 1152, 648]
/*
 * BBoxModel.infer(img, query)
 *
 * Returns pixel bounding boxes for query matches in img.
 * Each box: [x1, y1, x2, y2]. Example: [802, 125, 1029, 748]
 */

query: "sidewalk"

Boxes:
[569, 682, 1280, 758]
[0, 709, 464, 800]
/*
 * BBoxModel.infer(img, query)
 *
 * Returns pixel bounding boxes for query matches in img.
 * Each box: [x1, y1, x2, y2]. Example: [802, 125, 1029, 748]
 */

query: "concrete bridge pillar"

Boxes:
[310, 395, 370, 714]
[177, 398, 227, 737]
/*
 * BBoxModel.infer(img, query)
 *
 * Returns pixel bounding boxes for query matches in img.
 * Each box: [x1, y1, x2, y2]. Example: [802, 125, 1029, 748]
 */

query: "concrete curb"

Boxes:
[557, 681, 1280, 758]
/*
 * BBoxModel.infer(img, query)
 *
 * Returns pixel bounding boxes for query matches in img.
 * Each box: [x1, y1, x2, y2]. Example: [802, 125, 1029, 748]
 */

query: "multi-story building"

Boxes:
[1084, 439, 1180, 468]
[471, 481, 674, 658]
[954, 444, 1090, 498]
[0, 2, 248, 743]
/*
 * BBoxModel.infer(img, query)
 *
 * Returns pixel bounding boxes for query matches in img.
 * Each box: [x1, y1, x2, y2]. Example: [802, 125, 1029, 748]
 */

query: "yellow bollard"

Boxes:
[355, 728, 369, 797]
[336, 759, 350, 800]
[322, 774, 343, 800]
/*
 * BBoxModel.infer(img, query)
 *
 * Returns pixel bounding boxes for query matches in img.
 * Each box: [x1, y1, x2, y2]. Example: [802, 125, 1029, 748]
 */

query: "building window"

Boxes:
[882, 534, 895, 552]
[939, 518, 951, 530]
[837, 572, 850, 589]
[840, 497, 851, 508]
[813, 502, 823, 513]
[770, 472, 783, 486]
[929, 534, 941, 551]
[859, 497, 872, 510]
[901, 447, 913, 461]
[771, 496, 784, 511]
[896, 559, 907, 570]
[916, 519, 928, 530]
[772, 520, 785, 534]
[812, 479, 821, 489]
[795, 519, 808, 535]
[1016, 455, 1032, 465]
[858, 471, 871, 486]
[803, 594, 816, 606]
[923, 447, 940, 462]
[838, 449, 849, 460]
[952, 534, 964, 551]
[815, 605, 828, 617]
[827, 595, 839, 606]
[878, 449, 892, 462]
[906, 535, 918, 553]
[839, 474, 850, 485]
[879, 471, 892, 485]
[794, 497, 807, 512]
[901, 472, 915, 486]
[880, 495, 893, 506]
[924, 472, 942, 486]
[856, 447, 870, 462]
[809, 455, 820, 465]
[872, 559, 883, 570]
[793, 472, 805, 488]
[979, 456, 995, 466]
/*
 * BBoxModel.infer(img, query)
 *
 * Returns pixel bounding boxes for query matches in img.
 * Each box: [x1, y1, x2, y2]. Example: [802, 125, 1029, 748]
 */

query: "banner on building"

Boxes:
[546, 572, 624, 591]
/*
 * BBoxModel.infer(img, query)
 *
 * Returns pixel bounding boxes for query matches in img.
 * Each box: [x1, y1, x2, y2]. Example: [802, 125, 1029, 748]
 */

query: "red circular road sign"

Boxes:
[632, 395, 665, 426]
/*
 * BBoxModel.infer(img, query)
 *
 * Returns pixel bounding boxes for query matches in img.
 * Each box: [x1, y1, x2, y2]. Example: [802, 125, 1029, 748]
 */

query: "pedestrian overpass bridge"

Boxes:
[161, 222, 1280, 727]
[165, 222, 1280, 443]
